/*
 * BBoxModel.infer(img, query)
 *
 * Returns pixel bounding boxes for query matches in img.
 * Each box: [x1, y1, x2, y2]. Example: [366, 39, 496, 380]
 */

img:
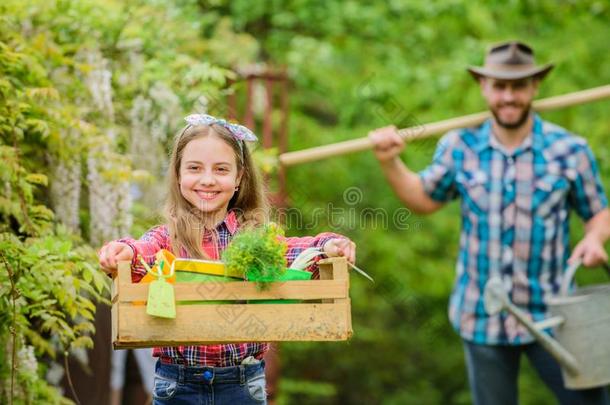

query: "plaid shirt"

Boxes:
[118, 210, 338, 366]
[419, 114, 608, 345]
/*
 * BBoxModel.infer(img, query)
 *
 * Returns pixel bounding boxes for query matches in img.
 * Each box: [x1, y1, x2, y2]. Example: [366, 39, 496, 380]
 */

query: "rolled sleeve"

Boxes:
[418, 131, 459, 202]
[569, 143, 608, 221]
[282, 232, 342, 279]
[117, 225, 170, 282]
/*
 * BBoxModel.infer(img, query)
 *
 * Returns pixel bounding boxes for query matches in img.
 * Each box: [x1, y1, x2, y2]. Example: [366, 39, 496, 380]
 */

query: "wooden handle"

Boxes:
[279, 84, 610, 167]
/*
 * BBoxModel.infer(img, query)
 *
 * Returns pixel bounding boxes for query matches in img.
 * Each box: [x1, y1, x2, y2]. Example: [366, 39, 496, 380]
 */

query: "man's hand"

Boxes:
[369, 125, 405, 163]
[568, 235, 609, 267]
[323, 238, 356, 264]
[98, 242, 134, 275]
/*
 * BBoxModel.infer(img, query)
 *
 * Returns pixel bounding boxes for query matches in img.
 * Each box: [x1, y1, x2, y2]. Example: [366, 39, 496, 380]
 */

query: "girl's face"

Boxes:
[179, 135, 242, 223]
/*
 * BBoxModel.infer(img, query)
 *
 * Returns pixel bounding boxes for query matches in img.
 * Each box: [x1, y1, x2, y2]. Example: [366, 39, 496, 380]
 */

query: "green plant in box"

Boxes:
[222, 223, 288, 290]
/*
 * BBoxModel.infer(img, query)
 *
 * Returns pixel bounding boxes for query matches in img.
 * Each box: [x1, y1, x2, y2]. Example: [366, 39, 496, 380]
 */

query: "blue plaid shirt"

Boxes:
[419, 114, 608, 345]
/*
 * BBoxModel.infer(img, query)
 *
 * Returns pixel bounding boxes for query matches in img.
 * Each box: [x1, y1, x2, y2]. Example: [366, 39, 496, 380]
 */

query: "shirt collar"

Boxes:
[473, 113, 544, 156]
[531, 114, 545, 153]
[221, 209, 239, 235]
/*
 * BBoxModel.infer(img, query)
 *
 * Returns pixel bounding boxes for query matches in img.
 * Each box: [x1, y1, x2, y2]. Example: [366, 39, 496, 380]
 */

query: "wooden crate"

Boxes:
[112, 257, 352, 349]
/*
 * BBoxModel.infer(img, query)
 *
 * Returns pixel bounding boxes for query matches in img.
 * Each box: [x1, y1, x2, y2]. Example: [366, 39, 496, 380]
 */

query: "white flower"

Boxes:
[17, 344, 38, 375]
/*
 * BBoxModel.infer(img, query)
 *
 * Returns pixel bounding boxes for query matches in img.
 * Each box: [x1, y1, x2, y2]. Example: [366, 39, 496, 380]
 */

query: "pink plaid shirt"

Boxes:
[118, 210, 339, 367]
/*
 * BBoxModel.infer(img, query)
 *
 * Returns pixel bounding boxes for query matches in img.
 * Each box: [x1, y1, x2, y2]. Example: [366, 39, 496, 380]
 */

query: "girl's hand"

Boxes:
[98, 242, 134, 275]
[323, 238, 356, 264]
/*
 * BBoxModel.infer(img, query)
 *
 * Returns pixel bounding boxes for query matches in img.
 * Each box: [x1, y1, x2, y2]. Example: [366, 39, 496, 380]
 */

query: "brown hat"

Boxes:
[467, 41, 554, 81]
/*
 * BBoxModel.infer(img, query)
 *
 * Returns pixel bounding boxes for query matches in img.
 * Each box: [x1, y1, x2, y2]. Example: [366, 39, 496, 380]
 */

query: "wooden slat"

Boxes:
[111, 297, 118, 346]
[320, 256, 352, 332]
[111, 262, 130, 303]
[117, 279, 347, 302]
[111, 277, 118, 303]
[113, 301, 352, 349]
[318, 257, 340, 265]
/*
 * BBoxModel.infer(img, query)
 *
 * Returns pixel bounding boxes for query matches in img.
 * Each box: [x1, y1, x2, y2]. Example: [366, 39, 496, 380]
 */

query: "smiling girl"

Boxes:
[98, 114, 355, 405]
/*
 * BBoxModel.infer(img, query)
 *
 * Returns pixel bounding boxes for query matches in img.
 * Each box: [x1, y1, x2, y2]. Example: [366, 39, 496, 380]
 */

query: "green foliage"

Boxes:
[222, 223, 288, 289]
[0, 231, 110, 403]
[0, 0, 234, 402]
[1, 0, 245, 399]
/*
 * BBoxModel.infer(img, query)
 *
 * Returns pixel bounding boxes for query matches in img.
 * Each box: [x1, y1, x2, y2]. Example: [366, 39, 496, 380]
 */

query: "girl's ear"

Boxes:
[236, 168, 244, 187]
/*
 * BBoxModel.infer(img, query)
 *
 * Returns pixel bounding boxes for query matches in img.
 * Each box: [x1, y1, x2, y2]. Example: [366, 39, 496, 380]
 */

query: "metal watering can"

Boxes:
[484, 260, 610, 389]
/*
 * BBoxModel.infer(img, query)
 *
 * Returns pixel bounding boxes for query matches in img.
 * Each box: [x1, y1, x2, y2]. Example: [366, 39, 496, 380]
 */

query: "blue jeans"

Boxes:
[464, 341, 609, 405]
[152, 360, 267, 405]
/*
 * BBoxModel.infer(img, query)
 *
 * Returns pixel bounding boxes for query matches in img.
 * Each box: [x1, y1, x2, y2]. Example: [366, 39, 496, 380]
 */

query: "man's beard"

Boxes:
[490, 103, 532, 129]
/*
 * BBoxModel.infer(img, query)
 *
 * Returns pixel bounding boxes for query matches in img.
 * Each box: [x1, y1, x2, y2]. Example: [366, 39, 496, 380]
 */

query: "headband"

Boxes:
[184, 114, 258, 142]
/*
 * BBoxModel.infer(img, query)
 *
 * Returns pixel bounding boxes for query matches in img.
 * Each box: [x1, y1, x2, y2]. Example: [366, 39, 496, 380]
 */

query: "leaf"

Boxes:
[73, 322, 96, 334]
[40, 316, 58, 332]
[23, 329, 55, 358]
[25, 87, 60, 102]
[24, 173, 48, 186]
[70, 336, 94, 350]
[82, 267, 92, 283]
[91, 267, 110, 294]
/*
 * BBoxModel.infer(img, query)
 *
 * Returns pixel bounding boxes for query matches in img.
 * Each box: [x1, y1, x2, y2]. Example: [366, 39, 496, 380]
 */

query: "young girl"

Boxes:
[98, 114, 356, 405]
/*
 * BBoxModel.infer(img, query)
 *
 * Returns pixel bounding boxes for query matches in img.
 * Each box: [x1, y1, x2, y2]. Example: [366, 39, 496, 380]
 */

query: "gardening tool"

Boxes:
[279, 84, 610, 166]
[484, 259, 610, 389]
[141, 257, 176, 319]
[289, 247, 375, 283]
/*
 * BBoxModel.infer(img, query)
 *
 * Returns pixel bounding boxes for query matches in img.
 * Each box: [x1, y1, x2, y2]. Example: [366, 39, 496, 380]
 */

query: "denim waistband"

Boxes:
[155, 360, 264, 385]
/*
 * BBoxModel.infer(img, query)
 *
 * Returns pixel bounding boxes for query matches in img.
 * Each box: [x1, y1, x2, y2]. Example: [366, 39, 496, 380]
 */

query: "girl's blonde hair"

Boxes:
[164, 123, 269, 259]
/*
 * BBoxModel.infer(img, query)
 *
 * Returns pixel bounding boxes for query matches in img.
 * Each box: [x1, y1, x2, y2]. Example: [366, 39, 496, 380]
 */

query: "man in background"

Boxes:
[369, 41, 610, 404]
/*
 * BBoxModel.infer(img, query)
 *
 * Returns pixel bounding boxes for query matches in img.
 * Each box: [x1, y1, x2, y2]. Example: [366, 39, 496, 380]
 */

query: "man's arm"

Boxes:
[584, 208, 610, 240]
[369, 125, 445, 215]
[379, 156, 444, 214]
[569, 208, 610, 266]
[567, 142, 610, 267]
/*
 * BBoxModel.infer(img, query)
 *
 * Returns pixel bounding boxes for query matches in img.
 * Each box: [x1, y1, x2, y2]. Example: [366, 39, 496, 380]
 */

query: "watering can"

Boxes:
[484, 260, 610, 389]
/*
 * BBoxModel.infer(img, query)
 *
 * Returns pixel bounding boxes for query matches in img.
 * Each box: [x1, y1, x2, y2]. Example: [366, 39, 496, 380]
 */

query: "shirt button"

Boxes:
[502, 248, 513, 264]
[507, 157, 514, 164]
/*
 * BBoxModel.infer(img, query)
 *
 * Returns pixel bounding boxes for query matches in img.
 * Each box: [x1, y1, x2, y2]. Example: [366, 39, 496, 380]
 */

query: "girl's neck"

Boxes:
[200, 208, 230, 230]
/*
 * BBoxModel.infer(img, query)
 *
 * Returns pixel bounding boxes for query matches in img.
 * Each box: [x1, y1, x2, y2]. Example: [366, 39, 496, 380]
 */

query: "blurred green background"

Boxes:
[1, 0, 609, 403]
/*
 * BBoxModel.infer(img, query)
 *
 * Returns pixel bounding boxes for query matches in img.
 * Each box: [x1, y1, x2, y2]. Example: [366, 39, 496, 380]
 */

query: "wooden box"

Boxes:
[112, 257, 352, 349]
